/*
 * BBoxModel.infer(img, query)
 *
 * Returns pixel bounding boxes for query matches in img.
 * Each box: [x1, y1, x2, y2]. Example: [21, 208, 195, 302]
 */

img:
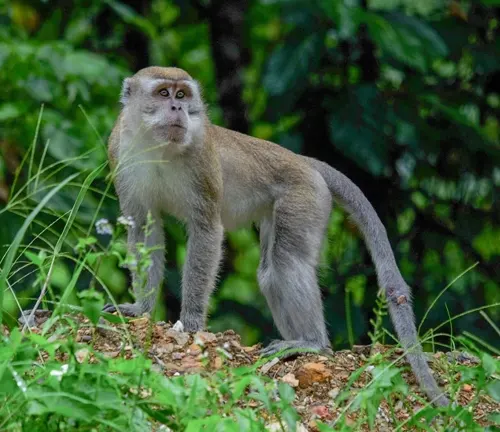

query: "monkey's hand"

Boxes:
[102, 302, 143, 317]
[260, 340, 333, 359]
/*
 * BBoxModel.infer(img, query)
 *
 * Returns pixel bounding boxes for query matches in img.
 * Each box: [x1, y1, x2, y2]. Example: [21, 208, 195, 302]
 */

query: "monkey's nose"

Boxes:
[171, 104, 182, 111]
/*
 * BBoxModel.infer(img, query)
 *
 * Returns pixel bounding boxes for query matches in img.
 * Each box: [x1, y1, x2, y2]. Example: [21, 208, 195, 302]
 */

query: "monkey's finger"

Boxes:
[102, 303, 117, 313]
[259, 341, 293, 358]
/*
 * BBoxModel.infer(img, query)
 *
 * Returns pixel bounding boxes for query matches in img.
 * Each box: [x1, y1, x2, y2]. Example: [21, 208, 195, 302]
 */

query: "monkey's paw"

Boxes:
[260, 340, 333, 359]
[102, 302, 142, 317]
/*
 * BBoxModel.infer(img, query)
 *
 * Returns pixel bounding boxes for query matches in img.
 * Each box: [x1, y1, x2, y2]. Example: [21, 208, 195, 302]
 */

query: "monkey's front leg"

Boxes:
[180, 218, 224, 332]
[103, 213, 165, 317]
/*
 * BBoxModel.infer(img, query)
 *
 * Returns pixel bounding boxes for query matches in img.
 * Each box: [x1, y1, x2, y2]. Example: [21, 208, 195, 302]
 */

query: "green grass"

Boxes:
[0, 312, 499, 431]
[0, 323, 300, 431]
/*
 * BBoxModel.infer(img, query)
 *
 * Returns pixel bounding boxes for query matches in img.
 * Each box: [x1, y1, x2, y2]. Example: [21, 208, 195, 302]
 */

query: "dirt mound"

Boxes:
[20, 311, 499, 431]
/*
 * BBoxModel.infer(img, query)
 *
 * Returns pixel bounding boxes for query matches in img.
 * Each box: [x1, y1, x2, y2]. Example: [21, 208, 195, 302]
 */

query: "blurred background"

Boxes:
[0, 0, 498, 349]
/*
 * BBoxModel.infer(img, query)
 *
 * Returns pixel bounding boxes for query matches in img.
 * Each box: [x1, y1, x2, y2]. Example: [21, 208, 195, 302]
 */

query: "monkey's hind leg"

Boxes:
[257, 188, 332, 357]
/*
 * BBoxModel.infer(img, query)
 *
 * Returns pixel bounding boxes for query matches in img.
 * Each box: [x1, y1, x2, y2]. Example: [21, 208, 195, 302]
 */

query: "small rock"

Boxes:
[281, 373, 299, 387]
[102, 351, 120, 358]
[267, 422, 308, 432]
[194, 331, 216, 344]
[172, 352, 185, 360]
[311, 405, 333, 420]
[172, 320, 184, 332]
[166, 329, 189, 347]
[328, 387, 340, 400]
[412, 404, 423, 414]
[308, 419, 317, 429]
[260, 357, 280, 374]
[345, 416, 356, 426]
[463, 384, 473, 392]
[187, 343, 202, 356]
[181, 356, 203, 372]
[295, 362, 332, 388]
[18, 309, 51, 327]
[230, 339, 241, 350]
[212, 356, 223, 369]
[352, 345, 370, 354]
[216, 347, 233, 359]
[75, 348, 90, 363]
[164, 362, 181, 371]
[377, 406, 391, 423]
[157, 343, 174, 355]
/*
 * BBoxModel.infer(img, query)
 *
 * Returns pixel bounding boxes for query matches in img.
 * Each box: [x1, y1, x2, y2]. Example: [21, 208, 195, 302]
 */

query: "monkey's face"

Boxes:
[120, 73, 205, 152]
[143, 81, 195, 143]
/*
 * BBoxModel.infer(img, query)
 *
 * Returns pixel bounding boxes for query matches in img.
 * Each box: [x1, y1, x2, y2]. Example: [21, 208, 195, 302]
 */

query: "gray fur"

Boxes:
[305, 157, 449, 406]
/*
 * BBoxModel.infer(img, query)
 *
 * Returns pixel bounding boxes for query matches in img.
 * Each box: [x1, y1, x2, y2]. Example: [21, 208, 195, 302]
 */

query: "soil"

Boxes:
[18, 310, 500, 431]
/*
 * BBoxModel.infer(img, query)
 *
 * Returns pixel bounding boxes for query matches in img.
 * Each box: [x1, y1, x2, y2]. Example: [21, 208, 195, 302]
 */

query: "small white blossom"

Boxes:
[10, 367, 27, 393]
[50, 364, 69, 381]
[95, 218, 113, 235]
[117, 215, 136, 229]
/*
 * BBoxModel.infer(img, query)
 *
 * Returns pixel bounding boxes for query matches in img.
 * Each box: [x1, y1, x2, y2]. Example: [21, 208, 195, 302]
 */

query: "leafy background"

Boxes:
[0, 0, 498, 349]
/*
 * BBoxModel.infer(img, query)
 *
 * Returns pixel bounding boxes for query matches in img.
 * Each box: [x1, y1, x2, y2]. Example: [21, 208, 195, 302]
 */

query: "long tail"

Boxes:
[306, 157, 449, 406]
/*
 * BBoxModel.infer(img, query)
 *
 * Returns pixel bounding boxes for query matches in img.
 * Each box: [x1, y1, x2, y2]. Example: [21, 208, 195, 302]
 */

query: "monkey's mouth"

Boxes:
[170, 124, 186, 130]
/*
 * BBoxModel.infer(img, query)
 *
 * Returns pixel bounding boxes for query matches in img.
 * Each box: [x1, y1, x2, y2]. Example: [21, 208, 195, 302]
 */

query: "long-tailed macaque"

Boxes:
[104, 66, 449, 406]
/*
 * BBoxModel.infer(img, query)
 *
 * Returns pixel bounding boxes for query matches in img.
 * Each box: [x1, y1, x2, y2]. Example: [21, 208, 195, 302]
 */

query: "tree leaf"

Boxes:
[263, 33, 323, 97]
[486, 380, 500, 402]
[0, 103, 26, 121]
[362, 11, 448, 72]
[328, 85, 390, 176]
[105, 0, 157, 39]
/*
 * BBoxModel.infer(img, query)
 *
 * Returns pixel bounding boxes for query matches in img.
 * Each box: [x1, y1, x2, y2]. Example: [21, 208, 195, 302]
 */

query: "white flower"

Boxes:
[50, 364, 69, 381]
[95, 218, 113, 235]
[10, 367, 27, 393]
[117, 215, 136, 228]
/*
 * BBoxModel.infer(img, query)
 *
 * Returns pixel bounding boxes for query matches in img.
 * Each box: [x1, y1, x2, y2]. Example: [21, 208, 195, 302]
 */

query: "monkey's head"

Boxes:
[120, 66, 205, 151]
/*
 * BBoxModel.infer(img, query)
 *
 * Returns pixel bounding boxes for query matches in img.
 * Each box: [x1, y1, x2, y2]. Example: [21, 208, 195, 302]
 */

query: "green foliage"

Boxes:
[0, 325, 300, 431]
[0, 0, 498, 355]
[1, 316, 498, 431]
[78, 288, 104, 325]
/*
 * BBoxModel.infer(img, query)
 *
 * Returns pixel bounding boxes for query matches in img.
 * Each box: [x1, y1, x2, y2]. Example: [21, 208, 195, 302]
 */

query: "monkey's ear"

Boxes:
[120, 78, 133, 105]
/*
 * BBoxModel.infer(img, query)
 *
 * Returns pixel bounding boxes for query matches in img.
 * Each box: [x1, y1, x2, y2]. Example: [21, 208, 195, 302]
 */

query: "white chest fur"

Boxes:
[116, 137, 194, 221]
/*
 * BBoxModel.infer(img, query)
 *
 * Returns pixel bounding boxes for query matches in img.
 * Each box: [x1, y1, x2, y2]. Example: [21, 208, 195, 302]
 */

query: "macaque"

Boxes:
[104, 66, 449, 406]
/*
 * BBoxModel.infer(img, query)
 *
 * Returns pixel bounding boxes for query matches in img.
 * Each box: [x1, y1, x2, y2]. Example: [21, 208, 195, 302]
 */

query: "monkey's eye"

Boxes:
[159, 89, 170, 97]
[176, 91, 185, 99]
